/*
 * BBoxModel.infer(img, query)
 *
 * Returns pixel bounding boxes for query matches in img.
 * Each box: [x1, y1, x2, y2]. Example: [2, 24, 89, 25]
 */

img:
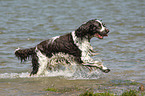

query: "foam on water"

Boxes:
[0, 72, 30, 79]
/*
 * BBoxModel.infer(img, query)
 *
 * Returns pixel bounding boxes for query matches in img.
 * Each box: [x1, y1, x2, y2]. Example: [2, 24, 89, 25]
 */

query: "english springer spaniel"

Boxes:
[15, 19, 110, 76]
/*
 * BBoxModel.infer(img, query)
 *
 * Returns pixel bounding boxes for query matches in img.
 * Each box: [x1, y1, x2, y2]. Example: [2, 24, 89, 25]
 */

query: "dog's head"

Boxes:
[75, 19, 109, 39]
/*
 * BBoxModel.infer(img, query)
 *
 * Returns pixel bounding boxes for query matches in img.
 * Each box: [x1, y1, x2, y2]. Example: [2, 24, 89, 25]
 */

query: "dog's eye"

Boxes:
[98, 23, 101, 27]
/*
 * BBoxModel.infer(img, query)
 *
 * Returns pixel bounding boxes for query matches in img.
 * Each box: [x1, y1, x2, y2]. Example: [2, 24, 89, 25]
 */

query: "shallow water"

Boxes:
[0, 0, 145, 95]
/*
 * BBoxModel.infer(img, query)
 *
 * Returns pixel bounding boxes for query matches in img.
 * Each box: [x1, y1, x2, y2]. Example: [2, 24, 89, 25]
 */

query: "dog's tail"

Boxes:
[15, 47, 35, 62]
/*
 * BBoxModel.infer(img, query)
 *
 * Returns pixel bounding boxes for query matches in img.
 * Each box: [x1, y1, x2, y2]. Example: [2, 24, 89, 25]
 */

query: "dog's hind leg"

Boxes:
[30, 53, 39, 76]
[35, 48, 48, 76]
[30, 48, 48, 76]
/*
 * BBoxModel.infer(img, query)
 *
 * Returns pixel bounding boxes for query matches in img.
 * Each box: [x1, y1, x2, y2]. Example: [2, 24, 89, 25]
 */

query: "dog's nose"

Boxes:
[106, 28, 109, 33]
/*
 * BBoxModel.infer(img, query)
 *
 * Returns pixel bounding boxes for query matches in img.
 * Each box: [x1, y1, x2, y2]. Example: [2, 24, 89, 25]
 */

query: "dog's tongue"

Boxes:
[94, 33, 103, 39]
[94, 33, 108, 39]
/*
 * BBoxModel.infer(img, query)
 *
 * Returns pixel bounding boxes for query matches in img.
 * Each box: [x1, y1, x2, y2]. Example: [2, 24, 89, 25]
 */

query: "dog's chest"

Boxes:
[77, 39, 92, 62]
[71, 31, 92, 62]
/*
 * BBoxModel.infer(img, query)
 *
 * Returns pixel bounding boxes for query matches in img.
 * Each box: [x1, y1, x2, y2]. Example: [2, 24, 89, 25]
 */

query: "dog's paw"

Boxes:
[102, 69, 110, 73]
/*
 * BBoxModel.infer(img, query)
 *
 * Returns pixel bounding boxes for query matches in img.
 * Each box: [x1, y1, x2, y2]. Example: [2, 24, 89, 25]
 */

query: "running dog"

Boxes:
[15, 19, 110, 76]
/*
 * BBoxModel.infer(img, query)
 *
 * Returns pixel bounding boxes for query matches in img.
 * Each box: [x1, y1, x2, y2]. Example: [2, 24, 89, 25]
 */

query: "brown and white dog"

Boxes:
[15, 19, 110, 76]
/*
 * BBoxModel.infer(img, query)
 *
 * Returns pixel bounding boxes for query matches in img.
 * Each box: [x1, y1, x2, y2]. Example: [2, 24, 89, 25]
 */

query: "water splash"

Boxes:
[0, 72, 30, 79]
[0, 65, 100, 79]
[0, 53, 101, 79]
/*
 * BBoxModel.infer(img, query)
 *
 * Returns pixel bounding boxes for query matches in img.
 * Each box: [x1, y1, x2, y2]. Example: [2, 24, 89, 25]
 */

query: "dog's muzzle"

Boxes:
[94, 28, 109, 39]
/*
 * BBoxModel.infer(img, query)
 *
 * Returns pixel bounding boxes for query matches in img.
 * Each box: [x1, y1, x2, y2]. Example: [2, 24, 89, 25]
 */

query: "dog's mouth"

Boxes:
[94, 33, 108, 39]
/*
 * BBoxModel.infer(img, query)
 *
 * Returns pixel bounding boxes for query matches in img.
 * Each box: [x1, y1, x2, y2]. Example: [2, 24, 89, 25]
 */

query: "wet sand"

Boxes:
[0, 76, 143, 96]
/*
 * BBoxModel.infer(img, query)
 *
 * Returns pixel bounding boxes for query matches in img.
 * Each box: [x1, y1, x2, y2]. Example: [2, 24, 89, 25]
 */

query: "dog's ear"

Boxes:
[75, 23, 91, 38]
[89, 24, 97, 34]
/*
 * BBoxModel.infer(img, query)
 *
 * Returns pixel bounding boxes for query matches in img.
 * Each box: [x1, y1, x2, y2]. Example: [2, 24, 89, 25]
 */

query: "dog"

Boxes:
[15, 19, 110, 76]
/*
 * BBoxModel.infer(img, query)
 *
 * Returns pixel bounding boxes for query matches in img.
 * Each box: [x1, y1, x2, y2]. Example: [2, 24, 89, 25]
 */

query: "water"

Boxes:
[0, 0, 145, 95]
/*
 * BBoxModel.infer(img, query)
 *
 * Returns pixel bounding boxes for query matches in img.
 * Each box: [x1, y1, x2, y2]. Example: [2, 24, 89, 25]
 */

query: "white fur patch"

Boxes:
[35, 47, 49, 75]
[52, 36, 60, 43]
[71, 31, 94, 63]
[48, 36, 60, 44]
[96, 20, 105, 32]
[15, 47, 20, 52]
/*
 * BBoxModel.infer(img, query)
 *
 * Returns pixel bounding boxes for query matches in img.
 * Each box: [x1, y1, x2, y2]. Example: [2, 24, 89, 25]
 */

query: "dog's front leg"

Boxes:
[90, 53, 100, 56]
[82, 61, 110, 73]
[89, 46, 100, 56]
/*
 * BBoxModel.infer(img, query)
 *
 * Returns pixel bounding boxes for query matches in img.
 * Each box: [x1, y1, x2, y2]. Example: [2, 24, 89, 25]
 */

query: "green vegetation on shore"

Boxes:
[79, 91, 114, 96]
[45, 87, 145, 96]
[79, 90, 145, 96]
[45, 86, 81, 93]
[45, 80, 145, 96]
